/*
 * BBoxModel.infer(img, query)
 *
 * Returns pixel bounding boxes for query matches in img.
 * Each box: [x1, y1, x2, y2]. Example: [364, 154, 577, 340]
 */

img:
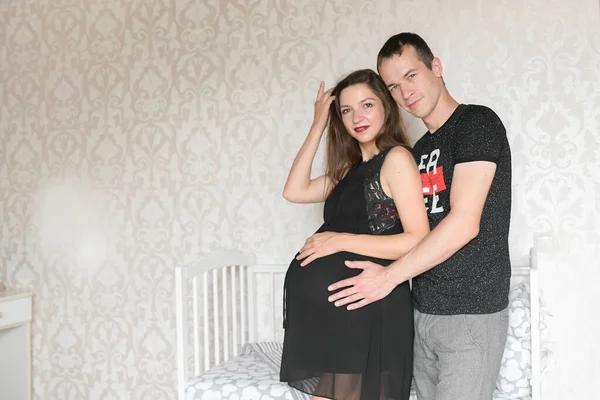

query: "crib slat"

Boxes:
[240, 266, 246, 345]
[248, 266, 255, 343]
[202, 273, 209, 372]
[175, 266, 187, 400]
[271, 271, 276, 340]
[232, 266, 238, 356]
[530, 266, 541, 400]
[222, 267, 229, 361]
[192, 276, 201, 376]
[213, 269, 220, 365]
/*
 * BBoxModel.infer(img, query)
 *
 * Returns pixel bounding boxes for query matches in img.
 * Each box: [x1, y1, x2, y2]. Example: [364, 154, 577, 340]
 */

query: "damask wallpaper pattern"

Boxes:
[1, 0, 599, 399]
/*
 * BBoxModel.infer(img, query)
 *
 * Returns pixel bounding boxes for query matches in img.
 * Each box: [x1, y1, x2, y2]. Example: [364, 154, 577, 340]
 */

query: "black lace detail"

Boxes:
[363, 150, 400, 234]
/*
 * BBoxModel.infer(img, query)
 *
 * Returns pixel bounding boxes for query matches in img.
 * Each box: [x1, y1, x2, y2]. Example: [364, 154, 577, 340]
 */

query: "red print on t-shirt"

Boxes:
[420, 166, 447, 195]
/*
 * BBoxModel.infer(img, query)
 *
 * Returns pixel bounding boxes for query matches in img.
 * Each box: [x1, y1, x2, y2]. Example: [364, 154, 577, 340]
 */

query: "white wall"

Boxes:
[1, 0, 598, 399]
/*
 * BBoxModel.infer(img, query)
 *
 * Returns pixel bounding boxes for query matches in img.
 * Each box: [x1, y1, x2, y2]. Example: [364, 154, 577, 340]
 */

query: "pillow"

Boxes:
[494, 282, 532, 399]
[241, 341, 283, 373]
[242, 343, 311, 400]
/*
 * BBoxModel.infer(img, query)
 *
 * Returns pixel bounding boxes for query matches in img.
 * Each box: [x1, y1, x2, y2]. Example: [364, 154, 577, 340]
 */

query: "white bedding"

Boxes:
[185, 343, 308, 400]
[186, 342, 416, 400]
[187, 283, 533, 400]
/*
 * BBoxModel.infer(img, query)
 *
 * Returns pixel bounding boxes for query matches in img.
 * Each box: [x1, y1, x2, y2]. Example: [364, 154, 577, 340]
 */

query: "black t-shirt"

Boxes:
[411, 104, 512, 315]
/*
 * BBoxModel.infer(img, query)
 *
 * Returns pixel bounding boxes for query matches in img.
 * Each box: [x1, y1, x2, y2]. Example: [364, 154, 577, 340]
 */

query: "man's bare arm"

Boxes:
[328, 160, 498, 309]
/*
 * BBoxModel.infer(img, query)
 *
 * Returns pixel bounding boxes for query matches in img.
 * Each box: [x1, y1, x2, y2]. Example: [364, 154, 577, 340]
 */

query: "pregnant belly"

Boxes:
[283, 251, 398, 351]
[285, 251, 391, 306]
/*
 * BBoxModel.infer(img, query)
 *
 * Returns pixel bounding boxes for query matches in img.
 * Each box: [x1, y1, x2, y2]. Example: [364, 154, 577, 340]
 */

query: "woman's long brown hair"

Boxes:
[325, 69, 411, 190]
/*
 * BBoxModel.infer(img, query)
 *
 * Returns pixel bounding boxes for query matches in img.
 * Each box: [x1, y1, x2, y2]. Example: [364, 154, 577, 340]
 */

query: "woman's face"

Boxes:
[339, 83, 385, 145]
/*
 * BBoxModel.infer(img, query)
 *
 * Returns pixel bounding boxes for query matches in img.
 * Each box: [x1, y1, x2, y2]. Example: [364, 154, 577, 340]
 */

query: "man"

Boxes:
[327, 32, 512, 400]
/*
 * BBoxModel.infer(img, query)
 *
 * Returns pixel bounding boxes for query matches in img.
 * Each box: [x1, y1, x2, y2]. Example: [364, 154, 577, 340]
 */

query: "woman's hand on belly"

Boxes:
[296, 231, 349, 266]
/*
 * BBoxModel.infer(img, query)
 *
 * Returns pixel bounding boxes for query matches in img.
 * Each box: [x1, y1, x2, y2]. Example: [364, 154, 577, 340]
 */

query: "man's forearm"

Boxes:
[341, 231, 426, 261]
[388, 211, 478, 285]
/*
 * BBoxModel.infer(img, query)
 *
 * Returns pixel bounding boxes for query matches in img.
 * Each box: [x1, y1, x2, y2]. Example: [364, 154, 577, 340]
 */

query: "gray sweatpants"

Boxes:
[413, 308, 509, 400]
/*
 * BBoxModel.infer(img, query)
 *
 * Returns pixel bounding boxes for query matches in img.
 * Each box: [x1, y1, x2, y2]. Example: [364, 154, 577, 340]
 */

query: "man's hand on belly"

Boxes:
[327, 260, 396, 310]
[297, 231, 347, 266]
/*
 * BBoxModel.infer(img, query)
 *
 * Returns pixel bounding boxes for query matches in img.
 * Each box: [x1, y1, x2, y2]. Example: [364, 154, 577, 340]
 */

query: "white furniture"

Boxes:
[176, 236, 552, 400]
[0, 291, 33, 400]
[175, 249, 256, 400]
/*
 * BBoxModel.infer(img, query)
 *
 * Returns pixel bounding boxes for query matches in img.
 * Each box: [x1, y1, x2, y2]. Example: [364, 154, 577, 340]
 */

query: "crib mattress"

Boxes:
[187, 343, 432, 400]
[185, 343, 308, 400]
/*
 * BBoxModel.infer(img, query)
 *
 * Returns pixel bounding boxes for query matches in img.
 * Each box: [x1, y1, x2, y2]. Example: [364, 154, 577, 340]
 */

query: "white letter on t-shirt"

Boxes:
[426, 149, 440, 174]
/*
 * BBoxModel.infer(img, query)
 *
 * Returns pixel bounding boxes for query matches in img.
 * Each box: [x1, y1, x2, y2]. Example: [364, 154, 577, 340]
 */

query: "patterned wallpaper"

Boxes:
[1, 0, 599, 399]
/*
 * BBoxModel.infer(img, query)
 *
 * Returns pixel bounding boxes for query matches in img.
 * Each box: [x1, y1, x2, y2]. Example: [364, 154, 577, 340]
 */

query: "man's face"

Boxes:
[378, 45, 444, 120]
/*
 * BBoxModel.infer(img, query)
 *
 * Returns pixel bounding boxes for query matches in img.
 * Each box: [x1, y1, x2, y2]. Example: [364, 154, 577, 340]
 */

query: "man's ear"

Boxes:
[431, 57, 443, 78]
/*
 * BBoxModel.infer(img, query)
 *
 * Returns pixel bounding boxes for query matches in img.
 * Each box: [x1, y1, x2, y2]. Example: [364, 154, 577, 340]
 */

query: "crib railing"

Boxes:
[175, 249, 255, 400]
[176, 236, 554, 400]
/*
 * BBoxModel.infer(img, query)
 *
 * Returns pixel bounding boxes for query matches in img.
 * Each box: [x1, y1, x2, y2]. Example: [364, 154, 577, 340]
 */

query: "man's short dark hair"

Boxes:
[377, 32, 435, 70]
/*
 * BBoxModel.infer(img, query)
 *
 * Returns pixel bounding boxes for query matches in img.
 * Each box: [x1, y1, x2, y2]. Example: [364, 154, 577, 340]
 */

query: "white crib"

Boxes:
[176, 236, 552, 400]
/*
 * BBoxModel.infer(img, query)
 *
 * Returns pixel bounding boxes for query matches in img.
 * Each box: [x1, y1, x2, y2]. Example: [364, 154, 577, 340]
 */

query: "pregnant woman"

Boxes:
[279, 69, 429, 400]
